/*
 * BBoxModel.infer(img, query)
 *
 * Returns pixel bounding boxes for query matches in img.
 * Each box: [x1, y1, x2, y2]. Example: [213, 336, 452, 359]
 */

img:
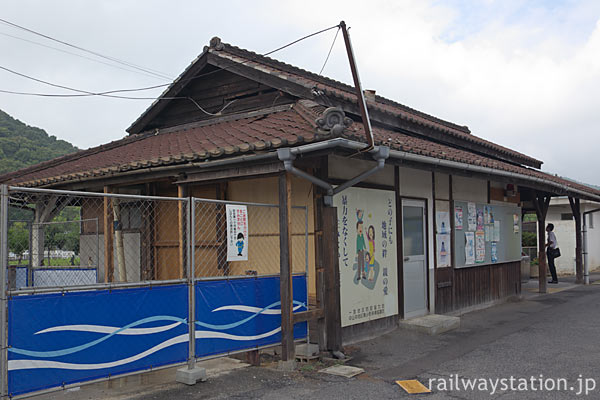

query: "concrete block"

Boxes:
[399, 314, 460, 335]
[295, 343, 319, 357]
[277, 359, 297, 372]
[176, 366, 207, 385]
[320, 365, 364, 378]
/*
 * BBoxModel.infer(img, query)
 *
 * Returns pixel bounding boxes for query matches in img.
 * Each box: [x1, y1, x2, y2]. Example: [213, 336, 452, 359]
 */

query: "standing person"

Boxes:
[546, 223, 558, 284]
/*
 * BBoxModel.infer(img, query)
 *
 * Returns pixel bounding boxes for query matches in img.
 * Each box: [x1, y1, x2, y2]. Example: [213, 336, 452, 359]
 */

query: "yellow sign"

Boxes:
[396, 379, 432, 394]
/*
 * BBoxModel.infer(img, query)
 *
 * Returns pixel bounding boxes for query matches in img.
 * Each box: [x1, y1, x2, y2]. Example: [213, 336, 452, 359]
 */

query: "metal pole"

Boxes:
[339, 20, 374, 150]
[1, 185, 9, 397]
[304, 206, 309, 345]
[583, 215, 589, 285]
[187, 198, 196, 369]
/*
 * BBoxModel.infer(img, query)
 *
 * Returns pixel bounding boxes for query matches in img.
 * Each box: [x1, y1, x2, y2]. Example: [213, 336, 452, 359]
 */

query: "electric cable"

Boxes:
[0, 18, 173, 80]
[319, 26, 340, 75]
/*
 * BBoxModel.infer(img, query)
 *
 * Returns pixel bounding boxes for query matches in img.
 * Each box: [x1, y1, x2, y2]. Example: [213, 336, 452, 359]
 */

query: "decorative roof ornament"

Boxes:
[209, 36, 224, 51]
[315, 107, 353, 135]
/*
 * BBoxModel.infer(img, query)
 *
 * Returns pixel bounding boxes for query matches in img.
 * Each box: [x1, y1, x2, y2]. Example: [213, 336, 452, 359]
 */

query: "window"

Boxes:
[561, 213, 573, 221]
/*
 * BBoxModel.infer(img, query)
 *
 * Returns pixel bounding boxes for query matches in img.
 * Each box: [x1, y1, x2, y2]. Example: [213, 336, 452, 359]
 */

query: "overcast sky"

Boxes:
[1, 0, 599, 185]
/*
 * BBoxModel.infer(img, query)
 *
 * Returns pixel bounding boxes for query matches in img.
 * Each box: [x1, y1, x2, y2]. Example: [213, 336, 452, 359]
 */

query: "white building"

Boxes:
[545, 197, 600, 275]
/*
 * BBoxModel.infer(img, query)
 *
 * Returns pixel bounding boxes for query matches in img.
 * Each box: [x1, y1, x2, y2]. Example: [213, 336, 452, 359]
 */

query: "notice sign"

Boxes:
[334, 187, 398, 327]
[226, 205, 248, 261]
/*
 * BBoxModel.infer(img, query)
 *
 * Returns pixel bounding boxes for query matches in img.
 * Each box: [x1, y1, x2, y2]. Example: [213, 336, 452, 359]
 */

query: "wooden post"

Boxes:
[313, 159, 328, 351]
[103, 186, 114, 283]
[178, 185, 187, 279]
[534, 193, 551, 294]
[322, 206, 342, 352]
[279, 172, 294, 361]
[569, 197, 583, 284]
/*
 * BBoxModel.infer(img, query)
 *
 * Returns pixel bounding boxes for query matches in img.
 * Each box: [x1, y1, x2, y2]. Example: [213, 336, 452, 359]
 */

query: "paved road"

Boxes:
[45, 280, 600, 399]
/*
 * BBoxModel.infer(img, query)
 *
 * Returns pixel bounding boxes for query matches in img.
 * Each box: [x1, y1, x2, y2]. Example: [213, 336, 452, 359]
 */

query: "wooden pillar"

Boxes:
[534, 193, 551, 293]
[216, 183, 229, 276]
[322, 206, 342, 352]
[312, 159, 328, 351]
[103, 186, 114, 283]
[279, 172, 294, 361]
[569, 197, 583, 284]
[178, 185, 187, 279]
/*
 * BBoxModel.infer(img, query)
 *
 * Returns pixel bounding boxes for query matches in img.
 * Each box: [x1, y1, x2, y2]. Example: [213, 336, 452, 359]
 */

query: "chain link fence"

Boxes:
[192, 199, 308, 278]
[6, 187, 190, 289]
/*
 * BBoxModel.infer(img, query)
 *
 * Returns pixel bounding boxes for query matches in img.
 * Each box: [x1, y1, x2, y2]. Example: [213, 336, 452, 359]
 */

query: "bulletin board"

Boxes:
[452, 200, 522, 268]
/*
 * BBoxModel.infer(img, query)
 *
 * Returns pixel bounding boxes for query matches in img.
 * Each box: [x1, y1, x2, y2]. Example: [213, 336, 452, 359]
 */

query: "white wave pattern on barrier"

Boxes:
[8, 334, 189, 371]
[212, 304, 303, 314]
[9, 327, 282, 371]
[35, 322, 183, 336]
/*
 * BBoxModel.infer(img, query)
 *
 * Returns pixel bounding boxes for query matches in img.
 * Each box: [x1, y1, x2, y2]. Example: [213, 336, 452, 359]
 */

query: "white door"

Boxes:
[402, 199, 428, 319]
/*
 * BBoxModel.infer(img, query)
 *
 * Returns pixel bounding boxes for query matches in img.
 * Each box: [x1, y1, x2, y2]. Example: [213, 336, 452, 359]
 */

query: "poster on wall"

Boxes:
[513, 214, 520, 234]
[476, 208, 484, 231]
[493, 220, 501, 242]
[484, 205, 492, 225]
[436, 234, 451, 267]
[436, 212, 450, 234]
[334, 187, 398, 328]
[491, 242, 498, 263]
[465, 232, 475, 265]
[467, 202, 477, 231]
[226, 205, 248, 261]
[455, 206, 463, 230]
[485, 225, 492, 242]
[475, 231, 485, 262]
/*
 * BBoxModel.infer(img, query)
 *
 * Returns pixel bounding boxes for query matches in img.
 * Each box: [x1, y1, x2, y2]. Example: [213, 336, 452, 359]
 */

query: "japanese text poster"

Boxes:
[226, 204, 248, 261]
[334, 187, 398, 327]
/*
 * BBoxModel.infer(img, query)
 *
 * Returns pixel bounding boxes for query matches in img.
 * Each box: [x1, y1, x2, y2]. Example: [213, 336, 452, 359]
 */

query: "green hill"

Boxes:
[0, 109, 77, 174]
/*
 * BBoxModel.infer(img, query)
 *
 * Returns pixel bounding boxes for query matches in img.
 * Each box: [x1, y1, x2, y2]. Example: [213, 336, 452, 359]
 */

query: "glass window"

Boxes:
[403, 205, 424, 256]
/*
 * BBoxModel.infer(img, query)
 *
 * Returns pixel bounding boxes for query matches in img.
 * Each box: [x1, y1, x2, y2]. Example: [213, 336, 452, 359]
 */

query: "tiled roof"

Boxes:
[205, 40, 542, 168]
[0, 105, 319, 186]
[2, 101, 598, 201]
[128, 38, 542, 168]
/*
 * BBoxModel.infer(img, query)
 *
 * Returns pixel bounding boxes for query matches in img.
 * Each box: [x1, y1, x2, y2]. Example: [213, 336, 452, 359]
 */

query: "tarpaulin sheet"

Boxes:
[8, 284, 188, 396]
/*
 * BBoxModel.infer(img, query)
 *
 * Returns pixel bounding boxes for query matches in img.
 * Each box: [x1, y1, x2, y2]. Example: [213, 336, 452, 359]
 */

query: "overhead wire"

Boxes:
[319, 26, 340, 75]
[0, 18, 173, 80]
[0, 30, 170, 81]
[0, 23, 342, 116]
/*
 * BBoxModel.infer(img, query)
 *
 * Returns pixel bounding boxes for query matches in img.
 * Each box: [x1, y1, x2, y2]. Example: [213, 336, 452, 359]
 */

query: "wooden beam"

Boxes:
[103, 186, 114, 283]
[569, 197, 583, 284]
[279, 172, 294, 361]
[322, 206, 342, 352]
[293, 308, 324, 324]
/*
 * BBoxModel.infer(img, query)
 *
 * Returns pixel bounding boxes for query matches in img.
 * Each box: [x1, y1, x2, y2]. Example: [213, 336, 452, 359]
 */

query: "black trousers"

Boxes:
[547, 251, 558, 282]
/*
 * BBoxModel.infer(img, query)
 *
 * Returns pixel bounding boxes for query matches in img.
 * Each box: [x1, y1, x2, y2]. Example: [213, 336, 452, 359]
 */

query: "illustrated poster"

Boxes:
[513, 214, 520, 234]
[226, 205, 248, 261]
[491, 242, 498, 263]
[465, 232, 475, 265]
[436, 211, 450, 234]
[334, 187, 398, 327]
[476, 208, 484, 231]
[475, 231, 485, 263]
[437, 234, 451, 267]
[454, 206, 463, 230]
[467, 202, 477, 231]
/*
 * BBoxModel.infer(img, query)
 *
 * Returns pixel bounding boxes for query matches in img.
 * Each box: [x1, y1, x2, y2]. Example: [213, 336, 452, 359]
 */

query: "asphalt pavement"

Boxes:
[40, 274, 600, 399]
